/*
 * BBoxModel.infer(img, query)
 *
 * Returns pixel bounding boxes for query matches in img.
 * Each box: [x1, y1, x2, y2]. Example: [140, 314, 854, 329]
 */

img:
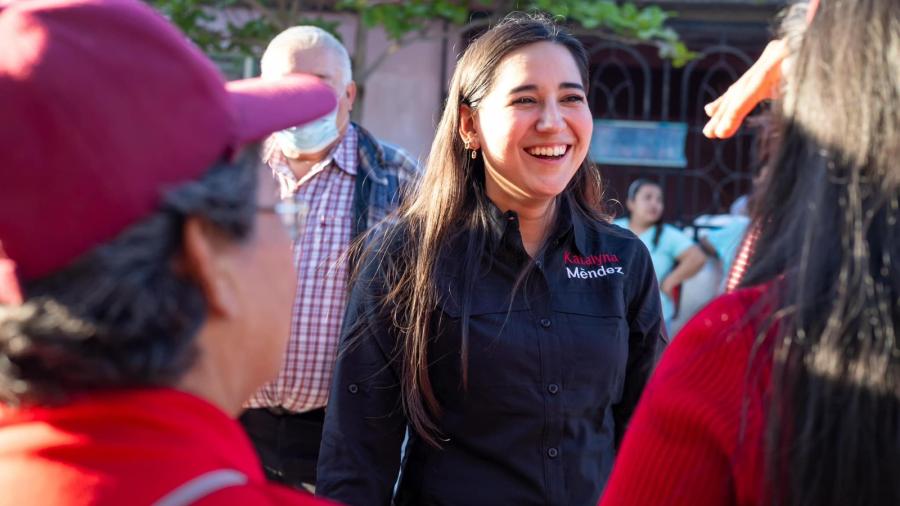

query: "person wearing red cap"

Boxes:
[239, 26, 420, 491]
[0, 0, 341, 504]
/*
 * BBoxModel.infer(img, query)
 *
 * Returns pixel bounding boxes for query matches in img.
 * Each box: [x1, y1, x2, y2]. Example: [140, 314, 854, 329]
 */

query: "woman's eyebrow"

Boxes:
[508, 82, 585, 94]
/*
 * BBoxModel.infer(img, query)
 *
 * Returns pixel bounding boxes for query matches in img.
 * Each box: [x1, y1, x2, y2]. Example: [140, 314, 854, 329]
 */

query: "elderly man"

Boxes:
[0, 0, 340, 504]
[239, 26, 419, 490]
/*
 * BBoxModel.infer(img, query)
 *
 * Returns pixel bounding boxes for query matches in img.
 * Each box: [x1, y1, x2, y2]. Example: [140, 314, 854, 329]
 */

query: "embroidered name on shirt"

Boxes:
[564, 251, 625, 279]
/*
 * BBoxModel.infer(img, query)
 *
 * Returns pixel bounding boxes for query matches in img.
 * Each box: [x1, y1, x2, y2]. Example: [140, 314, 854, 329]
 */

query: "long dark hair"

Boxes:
[350, 13, 605, 447]
[625, 178, 664, 248]
[741, 0, 900, 504]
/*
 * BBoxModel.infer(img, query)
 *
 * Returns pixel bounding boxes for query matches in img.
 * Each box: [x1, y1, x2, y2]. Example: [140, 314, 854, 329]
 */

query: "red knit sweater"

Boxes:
[600, 286, 774, 506]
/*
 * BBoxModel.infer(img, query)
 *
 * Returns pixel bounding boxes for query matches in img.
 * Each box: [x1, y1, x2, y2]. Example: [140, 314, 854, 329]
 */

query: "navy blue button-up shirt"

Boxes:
[317, 195, 666, 506]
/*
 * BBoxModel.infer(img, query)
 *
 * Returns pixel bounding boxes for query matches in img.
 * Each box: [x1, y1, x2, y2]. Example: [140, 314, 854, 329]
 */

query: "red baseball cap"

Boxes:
[0, 0, 336, 297]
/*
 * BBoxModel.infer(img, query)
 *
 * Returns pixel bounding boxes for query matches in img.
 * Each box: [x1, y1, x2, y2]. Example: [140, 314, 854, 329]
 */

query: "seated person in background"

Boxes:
[614, 179, 707, 330]
[0, 0, 340, 504]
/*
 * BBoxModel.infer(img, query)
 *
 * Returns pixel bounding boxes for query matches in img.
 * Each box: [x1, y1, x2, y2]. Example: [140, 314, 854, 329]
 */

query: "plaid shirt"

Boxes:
[248, 124, 419, 413]
[248, 126, 358, 413]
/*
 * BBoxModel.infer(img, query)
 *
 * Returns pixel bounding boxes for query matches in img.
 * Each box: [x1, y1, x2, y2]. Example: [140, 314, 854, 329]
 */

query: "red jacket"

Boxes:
[0, 388, 337, 505]
[601, 286, 774, 506]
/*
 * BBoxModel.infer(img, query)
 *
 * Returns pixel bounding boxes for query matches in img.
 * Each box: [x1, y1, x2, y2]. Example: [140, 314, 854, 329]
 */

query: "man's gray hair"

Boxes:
[261, 26, 352, 88]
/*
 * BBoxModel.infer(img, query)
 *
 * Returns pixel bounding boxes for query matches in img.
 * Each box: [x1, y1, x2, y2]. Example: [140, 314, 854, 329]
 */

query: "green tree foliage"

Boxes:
[341, 0, 694, 69]
[148, 0, 694, 68]
[147, 0, 695, 120]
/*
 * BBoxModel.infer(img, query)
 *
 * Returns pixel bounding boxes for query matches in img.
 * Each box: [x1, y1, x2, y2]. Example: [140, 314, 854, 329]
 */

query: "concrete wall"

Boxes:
[341, 19, 461, 161]
[214, 4, 782, 162]
[306, 15, 460, 162]
[207, 10, 458, 161]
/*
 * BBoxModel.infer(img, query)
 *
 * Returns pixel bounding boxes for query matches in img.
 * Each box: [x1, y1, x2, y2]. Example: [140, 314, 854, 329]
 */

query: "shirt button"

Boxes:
[547, 447, 559, 458]
[348, 384, 359, 394]
[547, 384, 559, 395]
[539, 318, 552, 328]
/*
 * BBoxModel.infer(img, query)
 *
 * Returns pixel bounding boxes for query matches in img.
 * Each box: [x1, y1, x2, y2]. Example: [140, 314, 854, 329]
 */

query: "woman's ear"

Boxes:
[458, 104, 480, 149]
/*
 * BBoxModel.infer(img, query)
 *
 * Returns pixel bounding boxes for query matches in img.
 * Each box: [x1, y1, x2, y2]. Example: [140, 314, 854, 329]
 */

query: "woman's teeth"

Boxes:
[527, 145, 567, 158]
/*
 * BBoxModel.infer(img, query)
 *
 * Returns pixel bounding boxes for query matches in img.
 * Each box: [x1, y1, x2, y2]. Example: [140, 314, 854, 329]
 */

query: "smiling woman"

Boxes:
[316, 13, 667, 506]
[460, 40, 594, 256]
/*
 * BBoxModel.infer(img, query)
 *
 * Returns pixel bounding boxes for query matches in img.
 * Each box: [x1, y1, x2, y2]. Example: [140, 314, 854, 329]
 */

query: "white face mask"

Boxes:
[275, 108, 340, 155]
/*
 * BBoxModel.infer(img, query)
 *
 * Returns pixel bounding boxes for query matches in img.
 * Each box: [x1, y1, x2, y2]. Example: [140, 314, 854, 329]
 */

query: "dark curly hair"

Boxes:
[0, 151, 259, 405]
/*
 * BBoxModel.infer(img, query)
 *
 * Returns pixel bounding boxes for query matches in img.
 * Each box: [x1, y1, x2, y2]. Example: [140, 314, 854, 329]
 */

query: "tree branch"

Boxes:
[287, 0, 304, 27]
[570, 26, 682, 60]
[360, 30, 433, 82]
[569, 27, 641, 47]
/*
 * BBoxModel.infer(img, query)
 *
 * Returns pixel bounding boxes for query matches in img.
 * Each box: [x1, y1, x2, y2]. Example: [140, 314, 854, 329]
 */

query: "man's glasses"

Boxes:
[257, 199, 307, 241]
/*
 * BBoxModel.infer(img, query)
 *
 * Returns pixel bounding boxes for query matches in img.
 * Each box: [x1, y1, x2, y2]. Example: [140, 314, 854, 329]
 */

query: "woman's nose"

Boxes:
[536, 101, 565, 133]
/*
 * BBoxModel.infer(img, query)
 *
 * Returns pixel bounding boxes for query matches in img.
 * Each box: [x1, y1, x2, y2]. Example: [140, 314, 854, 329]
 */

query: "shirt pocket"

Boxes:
[433, 286, 540, 389]
[552, 289, 629, 398]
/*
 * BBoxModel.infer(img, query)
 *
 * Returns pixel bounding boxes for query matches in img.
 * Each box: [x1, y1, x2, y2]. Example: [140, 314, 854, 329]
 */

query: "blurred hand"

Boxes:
[660, 277, 677, 298]
[702, 39, 789, 139]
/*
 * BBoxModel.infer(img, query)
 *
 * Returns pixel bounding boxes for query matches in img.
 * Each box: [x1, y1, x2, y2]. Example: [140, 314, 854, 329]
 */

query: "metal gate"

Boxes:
[586, 36, 763, 224]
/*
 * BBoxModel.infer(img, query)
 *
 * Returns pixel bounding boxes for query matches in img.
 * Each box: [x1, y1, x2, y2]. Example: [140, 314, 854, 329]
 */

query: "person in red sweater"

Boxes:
[600, 0, 900, 505]
[0, 0, 341, 504]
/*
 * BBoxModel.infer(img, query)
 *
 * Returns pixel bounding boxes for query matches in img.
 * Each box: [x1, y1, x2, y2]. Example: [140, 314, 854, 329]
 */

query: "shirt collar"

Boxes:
[330, 123, 358, 176]
[482, 192, 591, 257]
[561, 193, 593, 257]
[264, 124, 358, 192]
[484, 199, 518, 253]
